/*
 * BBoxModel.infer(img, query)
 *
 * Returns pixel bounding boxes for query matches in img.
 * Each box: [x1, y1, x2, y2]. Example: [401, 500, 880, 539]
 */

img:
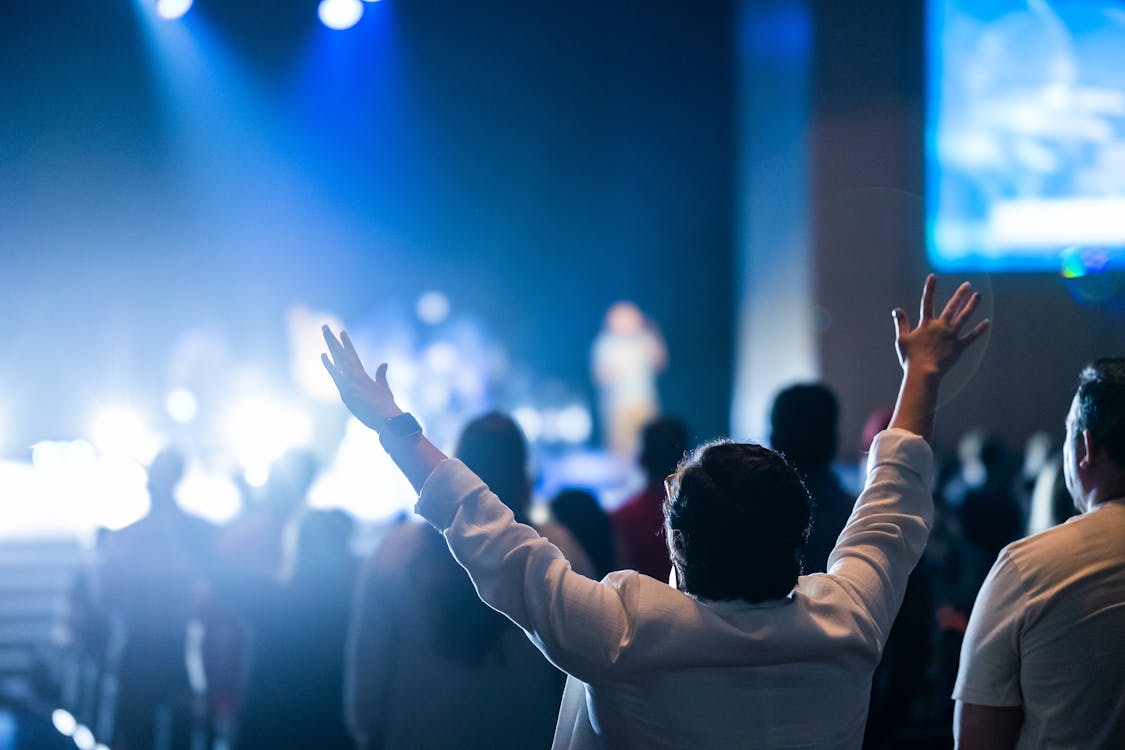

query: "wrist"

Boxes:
[374, 407, 405, 434]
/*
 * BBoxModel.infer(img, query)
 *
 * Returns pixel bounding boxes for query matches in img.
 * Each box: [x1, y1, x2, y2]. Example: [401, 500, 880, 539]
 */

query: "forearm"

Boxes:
[888, 365, 941, 443]
[383, 433, 448, 494]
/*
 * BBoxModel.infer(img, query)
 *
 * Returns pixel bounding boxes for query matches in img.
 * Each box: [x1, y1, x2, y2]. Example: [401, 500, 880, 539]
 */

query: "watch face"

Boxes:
[385, 413, 422, 438]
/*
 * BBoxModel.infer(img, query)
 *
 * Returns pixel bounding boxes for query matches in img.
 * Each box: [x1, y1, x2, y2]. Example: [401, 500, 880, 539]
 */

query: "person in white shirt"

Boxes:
[953, 359, 1125, 750]
[321, 275, 988, 750]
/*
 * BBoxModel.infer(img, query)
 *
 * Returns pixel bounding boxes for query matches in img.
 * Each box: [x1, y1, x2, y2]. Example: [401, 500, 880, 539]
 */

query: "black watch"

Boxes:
[379, 412, 423, 450]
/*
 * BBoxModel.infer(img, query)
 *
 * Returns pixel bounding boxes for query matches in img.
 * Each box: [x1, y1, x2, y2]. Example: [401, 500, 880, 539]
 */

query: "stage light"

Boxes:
[513, 406, 543, 442]
[555, 405, 593, 444]
[224, 397, 314, 487]
[52, 709, 77, 737]
[73, 725, 96, 750]
[90, 407, 161, 464]
[416, 291, 451, 325]
[156, 0, 193, 20]
[175, 465, 242, 524]
[318, 0, 364, 30]
[165, 387, 199, 424]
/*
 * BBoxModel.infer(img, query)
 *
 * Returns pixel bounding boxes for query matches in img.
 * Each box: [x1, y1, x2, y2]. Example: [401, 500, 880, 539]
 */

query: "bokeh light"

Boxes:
[318, 0, 364, 30]
[156, 0, 193, 20]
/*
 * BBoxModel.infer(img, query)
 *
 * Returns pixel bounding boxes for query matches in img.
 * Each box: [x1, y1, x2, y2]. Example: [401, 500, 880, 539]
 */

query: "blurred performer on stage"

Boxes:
[592, 302, 667, 458]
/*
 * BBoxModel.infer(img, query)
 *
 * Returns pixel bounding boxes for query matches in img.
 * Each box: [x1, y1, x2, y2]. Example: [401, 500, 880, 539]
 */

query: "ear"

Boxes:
[1079, 428, 1096, 470]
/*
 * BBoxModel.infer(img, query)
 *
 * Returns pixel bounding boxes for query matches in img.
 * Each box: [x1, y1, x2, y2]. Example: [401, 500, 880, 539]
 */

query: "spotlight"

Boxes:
[156, 0, 193, 20]
[90, 407, 161, 464]
[224, 397, 314, 487]
[52, 709, 77, 737]
[318, 0, 364, 30]
[416, 291, 451, 325]
[73, 725, 96, 750]
[165, 387, 199, 424]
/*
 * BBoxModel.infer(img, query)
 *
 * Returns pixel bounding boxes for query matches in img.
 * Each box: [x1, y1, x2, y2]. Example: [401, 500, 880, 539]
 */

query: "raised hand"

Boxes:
[892, 274, 990, 378]
[321, 325, 403, 432]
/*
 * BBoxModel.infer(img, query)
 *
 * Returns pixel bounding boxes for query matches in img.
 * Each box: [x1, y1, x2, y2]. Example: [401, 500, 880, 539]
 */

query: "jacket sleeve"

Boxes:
[415, 460, 636, 683]
[825, 428, 935, 648]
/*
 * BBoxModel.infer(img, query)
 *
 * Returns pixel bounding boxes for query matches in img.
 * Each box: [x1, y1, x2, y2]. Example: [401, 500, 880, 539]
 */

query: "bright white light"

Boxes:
[318, 0, 364, 30]
[156, 0, 193, 20]
[512, 406, 542, 442]
[165, 388, 199, 424]
[94, 744, 111, 750]
[175, 465, 243, 524]
[91, 407, 161, 464]
[73, 725, 95, 750]
[555, 405, 593, 444]
[224, 397, 314, 488]
[424, 341, 459, 375]
[988, 197, 1125, 247]
[52, 709, 77, 736]
[416, 291, 451, 325]
[308, 417, 416, 521]
[287, 305, 346, 403]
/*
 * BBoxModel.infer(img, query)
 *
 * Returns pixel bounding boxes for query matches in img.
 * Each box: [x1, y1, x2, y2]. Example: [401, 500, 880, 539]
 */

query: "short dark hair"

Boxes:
[639, 416, 690, 480]
[1073, 359, 1125, 468]
[664, 441, 811, 603]
[769, 384, 839, 471]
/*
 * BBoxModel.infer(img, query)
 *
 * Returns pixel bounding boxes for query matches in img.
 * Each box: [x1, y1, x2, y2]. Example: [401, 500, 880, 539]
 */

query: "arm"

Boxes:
[952, 551, 1028, 749]
[954, 702, 1023, 750]
[827, 276, 989, 641]
[321, 325, 633, 682]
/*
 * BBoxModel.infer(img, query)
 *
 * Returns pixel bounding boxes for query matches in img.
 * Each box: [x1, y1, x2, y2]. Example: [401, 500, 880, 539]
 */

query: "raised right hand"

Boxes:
[892, 274, 990, 379]
[321, 325, 404, 432]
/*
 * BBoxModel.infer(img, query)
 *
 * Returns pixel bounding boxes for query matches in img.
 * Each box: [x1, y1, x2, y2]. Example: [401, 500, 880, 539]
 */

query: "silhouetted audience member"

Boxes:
[611, 416, 689, 580]
[346, 413, 585, 750]
[234, 509, 356, 750]
[955, 359, 1125, 749]
[551, 488, 617, 580]
[99, 448, 215, 750]
[956, 433, 1024, 590]
[769, 384, 854, 574]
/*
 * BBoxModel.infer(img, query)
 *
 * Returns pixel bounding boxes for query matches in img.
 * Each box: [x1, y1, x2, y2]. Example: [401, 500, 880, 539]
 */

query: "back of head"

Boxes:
[1074, 358, 1125, 469]
[664, 441, 811, 603]
[291, 509, 355, 586]
[550, 489, 616, 580]
[639, 416, 690, 481]
[769, 384, 839, 472]
[455, 412, 531, 523]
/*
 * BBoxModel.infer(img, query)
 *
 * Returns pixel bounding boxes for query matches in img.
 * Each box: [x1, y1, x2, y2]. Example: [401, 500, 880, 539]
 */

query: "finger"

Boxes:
[920, 274, 936, 320]
[340, 329, 360, 360]
[374, 362, 389, 386]
[321, 353, 344, 386]
[940, 281, 972, 323]
[322, 325, 349, 366]
[950, 292, 981, 333]
[892, 307, 910, 338]
[959, 319, 991, 349]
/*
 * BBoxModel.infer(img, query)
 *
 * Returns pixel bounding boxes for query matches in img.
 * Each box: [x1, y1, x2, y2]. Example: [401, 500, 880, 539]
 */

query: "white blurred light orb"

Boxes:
[416, 291, 451, 325]
[318, 0, 364, 30]
[512, 406, 542, 442]
[91, 407, 161, 464]
[73, 725, 96, 750]
[175, 466, 243, 524]
[166, 388, 199, 424]
[224, 397, 314, 488]
[156, 0, 193, 20]
[52, 709, 77, 736]
[556, 405, 593, 444]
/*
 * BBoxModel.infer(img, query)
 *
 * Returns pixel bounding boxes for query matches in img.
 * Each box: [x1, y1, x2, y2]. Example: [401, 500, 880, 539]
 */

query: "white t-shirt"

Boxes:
[954, 501, 1125, 750]
[416, 428, 934, 749]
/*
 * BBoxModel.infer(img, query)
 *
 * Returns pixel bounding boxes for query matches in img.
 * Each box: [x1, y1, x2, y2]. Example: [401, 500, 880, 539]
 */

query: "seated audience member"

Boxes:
[769, 383, 853, 574]
[323, 276, 987, 749]
[551, 488, 617, 580]
[954, 359, 1125, 750]
[611, 416, 689, 580]
[346, 413, 584, 750]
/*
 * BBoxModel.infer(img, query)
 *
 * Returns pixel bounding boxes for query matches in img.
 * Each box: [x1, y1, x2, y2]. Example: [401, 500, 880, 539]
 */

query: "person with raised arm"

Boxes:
[322, 275, 988, 750]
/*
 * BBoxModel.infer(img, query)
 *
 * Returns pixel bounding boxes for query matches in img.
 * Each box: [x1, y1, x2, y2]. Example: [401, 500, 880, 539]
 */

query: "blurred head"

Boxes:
[551, 488, 616, 580]
[769, 383, 839, 472]
[639, 416, 690, 482]
[664, 441, 811, 602]
[1064, 359, 1125, 512]
[455, 412, 531, 523]
[605, 301, 644, 334]
[147, 447, 186, 509]
[289, 509, 354, 584]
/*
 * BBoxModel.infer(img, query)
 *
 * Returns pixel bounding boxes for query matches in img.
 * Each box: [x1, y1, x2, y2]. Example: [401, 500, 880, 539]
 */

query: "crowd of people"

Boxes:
[50, 277, 1122, 750]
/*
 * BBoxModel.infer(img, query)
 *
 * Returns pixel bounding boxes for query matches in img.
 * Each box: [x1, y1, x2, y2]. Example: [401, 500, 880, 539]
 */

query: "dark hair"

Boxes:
[769, 383, 839, 471]
[454, 412, 531, 523]
[425, 412, 533, 666]
[550, 489, 617, 580]
[639, 416, 690, 480]
[664, 441, 811, 603]
[1073, 359, 1125, 468]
